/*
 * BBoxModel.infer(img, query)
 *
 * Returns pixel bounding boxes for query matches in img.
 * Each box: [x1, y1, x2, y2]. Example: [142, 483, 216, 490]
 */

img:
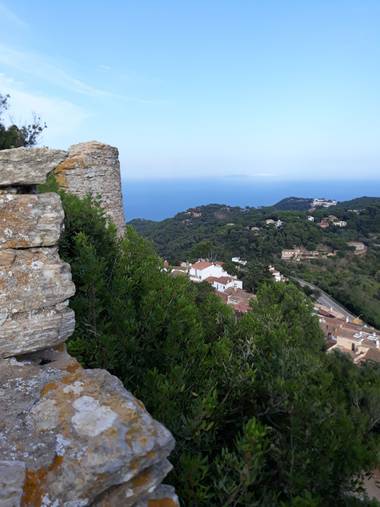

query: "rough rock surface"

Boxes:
[0, 147, 67, 186]
[0, 349, 175, 506]
[0, 244, 75, 358]
[0, 247, 75, 314]
[135, 485, 180, 506]
[0, 193, 64, 248]
[0, 144, 177, 506]
[54, 141, 125, 235]
[0, 302, 75, 359]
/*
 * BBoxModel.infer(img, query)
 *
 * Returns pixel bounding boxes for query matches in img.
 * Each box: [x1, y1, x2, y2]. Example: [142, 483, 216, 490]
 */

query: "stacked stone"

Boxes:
[54, 141, 125, 236]
[0, 147, 178, 507]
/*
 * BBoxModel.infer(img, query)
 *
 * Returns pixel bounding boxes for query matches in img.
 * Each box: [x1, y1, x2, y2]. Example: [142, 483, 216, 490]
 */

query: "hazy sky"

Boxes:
[1, 1, 379, 181]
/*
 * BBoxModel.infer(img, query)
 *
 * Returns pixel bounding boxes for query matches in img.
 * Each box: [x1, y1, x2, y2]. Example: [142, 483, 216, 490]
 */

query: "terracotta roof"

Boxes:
[192, 261, 214, 270]
[231, 302, 251, 314]
[361, 348, 380, 363]
[215, 290, 228, 303]
[192, 261, 224, 270]
[224, 287, 253, 299]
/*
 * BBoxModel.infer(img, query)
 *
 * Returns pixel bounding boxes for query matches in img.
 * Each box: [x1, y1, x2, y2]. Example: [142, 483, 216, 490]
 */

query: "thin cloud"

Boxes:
[0, 74, 89, 144]
[0, 2, 28, 28]
[0, 44, 108, 97]
[0, 43, 168, 104]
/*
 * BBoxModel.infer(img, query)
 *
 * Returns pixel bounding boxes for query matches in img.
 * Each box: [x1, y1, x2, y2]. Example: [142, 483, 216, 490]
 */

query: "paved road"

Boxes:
[291, 277, 357, 322]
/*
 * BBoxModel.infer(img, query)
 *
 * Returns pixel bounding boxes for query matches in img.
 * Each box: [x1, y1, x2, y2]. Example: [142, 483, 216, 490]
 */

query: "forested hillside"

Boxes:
[130, 197, 380, 327]
[39, 180, 380, 506]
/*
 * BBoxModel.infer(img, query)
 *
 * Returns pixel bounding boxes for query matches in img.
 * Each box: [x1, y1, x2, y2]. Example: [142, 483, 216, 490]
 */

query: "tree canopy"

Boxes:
[0, 93, 46, 150]
[38, 179, 380, 506]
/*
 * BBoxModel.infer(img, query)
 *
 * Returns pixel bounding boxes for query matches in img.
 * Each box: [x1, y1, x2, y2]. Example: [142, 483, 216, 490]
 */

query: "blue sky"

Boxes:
[0, 1, 379, 181]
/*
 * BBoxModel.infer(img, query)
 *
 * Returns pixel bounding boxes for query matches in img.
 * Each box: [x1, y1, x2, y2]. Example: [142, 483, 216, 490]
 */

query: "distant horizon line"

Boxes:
[123, 176, 380, 183]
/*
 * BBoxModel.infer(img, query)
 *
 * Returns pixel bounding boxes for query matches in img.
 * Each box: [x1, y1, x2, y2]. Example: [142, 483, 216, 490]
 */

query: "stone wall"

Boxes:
[54, 141, 125, 235]
[0, 147, 178, 507]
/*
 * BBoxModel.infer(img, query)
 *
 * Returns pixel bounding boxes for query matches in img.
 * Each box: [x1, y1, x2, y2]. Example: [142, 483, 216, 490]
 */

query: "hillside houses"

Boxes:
[188, 261, 243, 291]
[268, 265, 287, 282]
[318, 215, 347, 229]
[232, 256, 248, 266]
[312, 198, 337, 208]
[185, 207, 202, 218]
[281, 247, 336, 261]
[347, 241, 367, 255]
[317, 305, 380, 364]
[216, 287, 255, 314]
[281, 248, 320, 261]
[265, 218, 283, 228]
[189, 261, 226, 282]
[169, 259, 253, 313]
[206, 276, 243, 292]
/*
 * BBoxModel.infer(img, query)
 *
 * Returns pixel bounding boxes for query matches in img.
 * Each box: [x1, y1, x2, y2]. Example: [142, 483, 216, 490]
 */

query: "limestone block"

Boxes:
[0, 302, 75, 358]
[0, 193, 64, 248]
[54, 141, 125, 235]
[0, 246, 75, 358]
[0, 147, 67, 186]
[0, 349, 175, 506]
[0, 247, 75, 314]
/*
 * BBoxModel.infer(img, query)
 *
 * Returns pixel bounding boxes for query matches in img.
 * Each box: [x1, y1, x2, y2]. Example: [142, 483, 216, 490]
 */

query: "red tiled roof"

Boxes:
[192, 261, 224, 270]
[361, 348, 380, 363]
[231, 302, 251, 313]
[224, 287, 254, 299]
[192, 261, 214, 270]
[215, 290, 228, 303]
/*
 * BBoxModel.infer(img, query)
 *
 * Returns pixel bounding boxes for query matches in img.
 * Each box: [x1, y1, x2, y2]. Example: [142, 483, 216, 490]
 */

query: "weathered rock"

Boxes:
[0, 461, 26, 507]
[93, 461, 173, 506]
[0, 302, 75, 358]
[54, 141, 125, 235]
[0, 349, 175, 506]
[0, 147, 67, 187]
[136, 485, 180, 507]
[0, 193, 64, 248]
[0, 247, 75, 358]
[0, 247, 75, 314]
[0, 143, 178, 505]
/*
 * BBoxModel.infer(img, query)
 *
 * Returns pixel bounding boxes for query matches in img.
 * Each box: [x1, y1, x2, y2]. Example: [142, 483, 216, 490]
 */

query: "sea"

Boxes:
[123, 179, 380, 221]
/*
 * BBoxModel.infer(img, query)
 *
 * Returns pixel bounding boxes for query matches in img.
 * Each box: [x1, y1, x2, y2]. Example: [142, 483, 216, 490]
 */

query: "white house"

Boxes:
[206, 276, 243, 293]
[333, 220, 347, 228]
[312, 198, 337, 208]
[275, 219, 283, 228]
[268, 265, 287, 282]
[265, 219, 283, 228]
[189, 261, 228, 282]
[231, 257, 248, 266]
[307, 216, 315, 222]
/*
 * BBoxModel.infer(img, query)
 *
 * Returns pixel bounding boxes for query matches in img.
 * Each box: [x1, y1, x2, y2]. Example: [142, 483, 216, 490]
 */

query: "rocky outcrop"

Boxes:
[0, 147, 67, 187]
[0, 349, 175, 506]
[0, 146, 178, 506]
[54, 141, 125, 235]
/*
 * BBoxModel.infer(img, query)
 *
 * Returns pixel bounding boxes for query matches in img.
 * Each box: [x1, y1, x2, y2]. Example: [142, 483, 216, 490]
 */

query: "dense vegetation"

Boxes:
[39, 179, 380, 506]
[130, 198, 380, 327]
[0, 93, 46, 150]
